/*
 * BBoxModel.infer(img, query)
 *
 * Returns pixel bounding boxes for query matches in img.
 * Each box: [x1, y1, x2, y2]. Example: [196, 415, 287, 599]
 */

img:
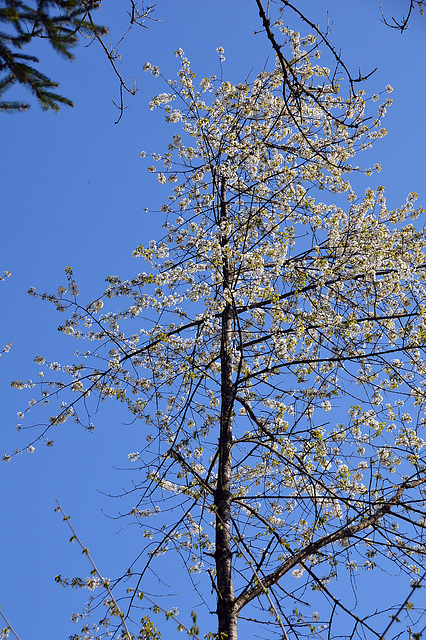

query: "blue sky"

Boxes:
[1, 1, 426, 638]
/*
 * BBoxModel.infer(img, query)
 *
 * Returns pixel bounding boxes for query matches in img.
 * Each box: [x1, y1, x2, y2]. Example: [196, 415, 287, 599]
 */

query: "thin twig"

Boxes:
[55, 499, 133, 639]
[0, 608, 22, 640]
[85, 3, 157, 123]
[380, 568, 426, 639]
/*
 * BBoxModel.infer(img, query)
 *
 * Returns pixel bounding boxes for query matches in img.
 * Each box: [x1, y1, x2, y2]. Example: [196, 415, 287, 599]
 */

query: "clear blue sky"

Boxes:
[1, 1, 425, 637]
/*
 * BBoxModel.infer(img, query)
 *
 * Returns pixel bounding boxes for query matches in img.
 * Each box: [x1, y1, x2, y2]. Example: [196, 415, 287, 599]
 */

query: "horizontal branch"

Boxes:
[237, 310, 417, 352]
[239, 342, 424, 385]
[234, 474, 426, 612]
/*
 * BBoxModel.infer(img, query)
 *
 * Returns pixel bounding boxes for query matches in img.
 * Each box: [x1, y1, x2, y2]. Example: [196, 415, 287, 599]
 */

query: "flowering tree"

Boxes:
[255, 0, 424, 124]
[9, 28, 426, 640]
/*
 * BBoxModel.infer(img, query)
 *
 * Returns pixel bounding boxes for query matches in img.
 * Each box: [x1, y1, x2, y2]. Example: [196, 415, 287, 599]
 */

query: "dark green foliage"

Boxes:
[0, 1, 107, 111]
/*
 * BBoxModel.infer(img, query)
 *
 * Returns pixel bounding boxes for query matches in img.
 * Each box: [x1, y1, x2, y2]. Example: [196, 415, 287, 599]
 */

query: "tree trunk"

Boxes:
[215, 178, 238, 639]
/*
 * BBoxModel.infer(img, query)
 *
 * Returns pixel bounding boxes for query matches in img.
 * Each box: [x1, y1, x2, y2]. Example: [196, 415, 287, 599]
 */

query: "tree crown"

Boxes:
[8, 30, 426, 640]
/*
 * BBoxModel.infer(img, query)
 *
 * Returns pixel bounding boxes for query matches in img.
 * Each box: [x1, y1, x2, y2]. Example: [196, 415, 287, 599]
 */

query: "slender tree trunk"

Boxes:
[215, 178, 238, 640]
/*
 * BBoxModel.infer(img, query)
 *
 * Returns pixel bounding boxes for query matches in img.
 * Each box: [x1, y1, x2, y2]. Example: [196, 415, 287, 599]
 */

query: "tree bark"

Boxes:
[215, 178, 238, 639]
